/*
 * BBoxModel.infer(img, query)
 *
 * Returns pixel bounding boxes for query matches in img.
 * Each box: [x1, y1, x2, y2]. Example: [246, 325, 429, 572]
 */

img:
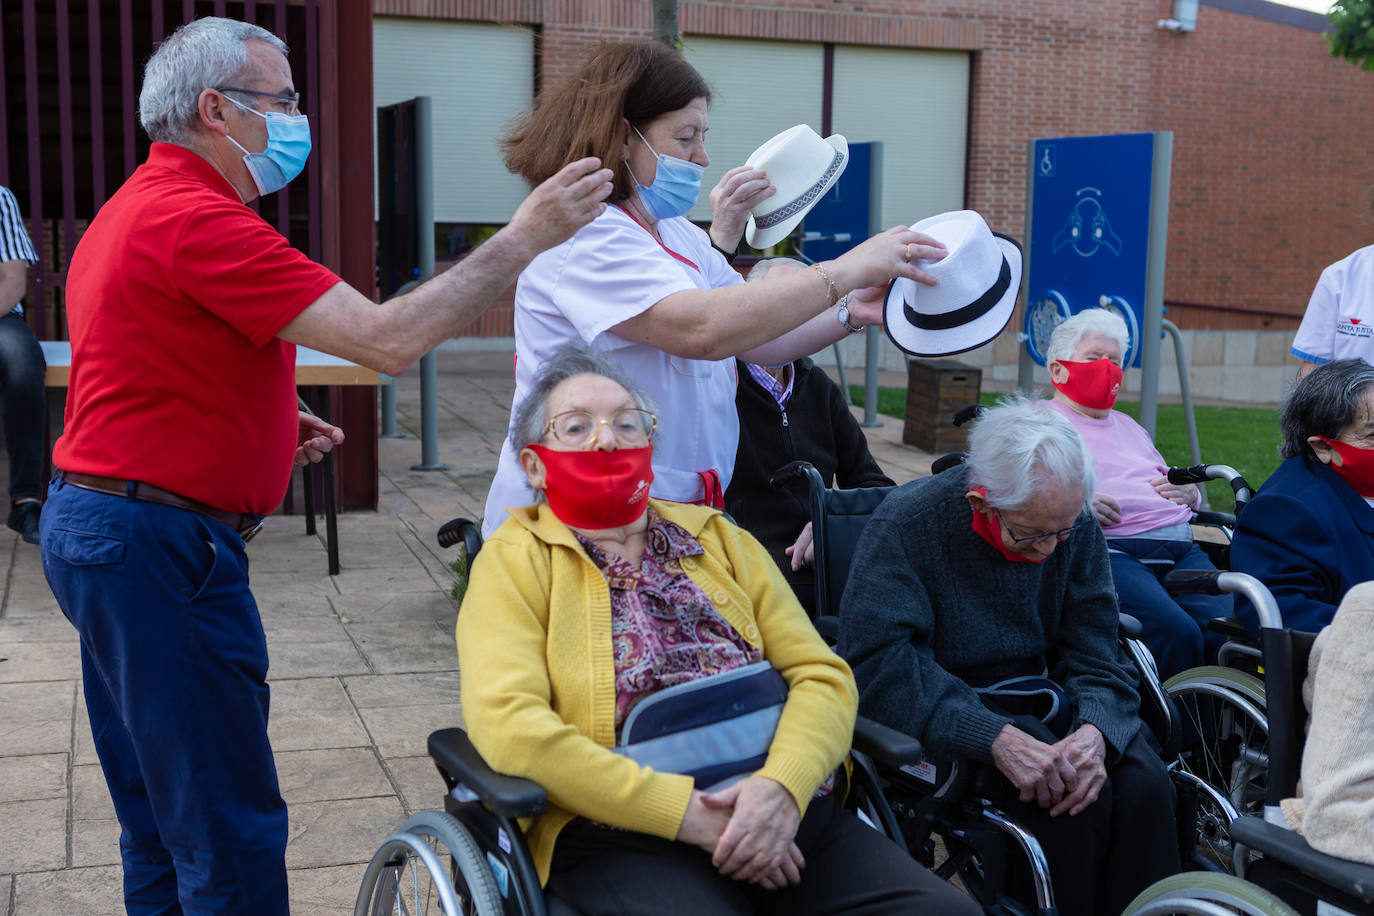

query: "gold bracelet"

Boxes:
[809, 262, 840, 308]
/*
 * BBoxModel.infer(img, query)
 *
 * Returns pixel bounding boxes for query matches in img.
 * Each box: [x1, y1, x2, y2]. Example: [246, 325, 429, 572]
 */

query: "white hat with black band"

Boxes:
[883, 210, 1023, 358]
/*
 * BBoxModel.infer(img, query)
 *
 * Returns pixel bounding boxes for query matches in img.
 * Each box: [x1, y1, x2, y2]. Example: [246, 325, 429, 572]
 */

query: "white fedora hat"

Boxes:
[883, 210, 1023, 358]
[744, 125, 848, 250]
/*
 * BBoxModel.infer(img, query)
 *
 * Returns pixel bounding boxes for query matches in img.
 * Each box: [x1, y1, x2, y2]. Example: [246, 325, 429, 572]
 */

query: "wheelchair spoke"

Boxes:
[1165, 673, 1268, 874]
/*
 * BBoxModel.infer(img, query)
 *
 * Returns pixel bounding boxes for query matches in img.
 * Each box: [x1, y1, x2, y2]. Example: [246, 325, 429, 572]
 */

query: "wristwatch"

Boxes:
[836, 298, 864, 334]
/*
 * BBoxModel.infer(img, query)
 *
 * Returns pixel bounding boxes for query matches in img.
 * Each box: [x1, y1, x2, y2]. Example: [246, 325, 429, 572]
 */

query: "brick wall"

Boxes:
[377, 0, 1374, 333]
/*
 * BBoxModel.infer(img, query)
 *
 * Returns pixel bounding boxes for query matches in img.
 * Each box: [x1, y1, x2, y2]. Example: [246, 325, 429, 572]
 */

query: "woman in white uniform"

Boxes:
[483, 40, 943, 533]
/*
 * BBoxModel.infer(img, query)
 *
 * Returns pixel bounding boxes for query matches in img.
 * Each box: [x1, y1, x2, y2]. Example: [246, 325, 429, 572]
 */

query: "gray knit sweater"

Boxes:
[837, 466, 1141, 765]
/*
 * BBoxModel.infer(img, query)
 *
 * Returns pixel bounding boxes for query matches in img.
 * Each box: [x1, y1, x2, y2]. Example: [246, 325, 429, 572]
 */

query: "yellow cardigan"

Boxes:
[455, 498, 858, 886]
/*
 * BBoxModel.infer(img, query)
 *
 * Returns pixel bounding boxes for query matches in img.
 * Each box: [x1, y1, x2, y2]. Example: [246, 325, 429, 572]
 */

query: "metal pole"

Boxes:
[411, 96, 447, 471]
[1018, 139, 1038, 394]
[831, 342, 848, 397]
[862, 326, 881, 427]
[1139, 131, 1173, 439]
[379, 279, 421, 439]
[1162, 317, 1204, 471]
[862, 141, 884, 422]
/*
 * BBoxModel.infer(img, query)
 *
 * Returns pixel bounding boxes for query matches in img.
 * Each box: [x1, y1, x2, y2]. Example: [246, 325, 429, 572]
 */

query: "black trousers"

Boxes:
[979, 719, 1181, 916]
[0, 312, 46, 501]
[547, 790, 981, 916]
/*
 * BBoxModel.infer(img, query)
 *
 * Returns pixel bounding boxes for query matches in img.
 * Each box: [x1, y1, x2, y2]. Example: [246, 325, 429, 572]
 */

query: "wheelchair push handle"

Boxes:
[1162, 569, 1282, 631]
[1166, 463, 1253, 512]
[437, 517, 483, 558]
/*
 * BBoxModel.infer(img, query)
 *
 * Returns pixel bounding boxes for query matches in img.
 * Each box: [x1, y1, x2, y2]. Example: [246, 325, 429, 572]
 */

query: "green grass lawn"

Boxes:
[849, 386, 1282, 508]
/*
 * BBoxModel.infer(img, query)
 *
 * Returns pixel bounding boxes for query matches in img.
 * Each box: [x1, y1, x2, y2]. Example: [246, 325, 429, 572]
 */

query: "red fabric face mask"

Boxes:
[528, 444, 654, 529]
[968, 488, 1044, 564]
[1316, 436, 1374, 498]
[1052, 358, 1123, 410]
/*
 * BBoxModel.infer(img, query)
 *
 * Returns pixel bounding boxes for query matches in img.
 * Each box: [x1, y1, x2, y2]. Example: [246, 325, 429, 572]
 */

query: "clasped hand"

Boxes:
[991, 722, 1107, 817]
[675, 775, 804, 890]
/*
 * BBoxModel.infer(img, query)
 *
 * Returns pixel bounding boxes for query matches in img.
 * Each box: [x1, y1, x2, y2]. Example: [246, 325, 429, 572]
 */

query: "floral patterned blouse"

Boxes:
[576, 507, 763, 739]
[576, 508, 835, 799]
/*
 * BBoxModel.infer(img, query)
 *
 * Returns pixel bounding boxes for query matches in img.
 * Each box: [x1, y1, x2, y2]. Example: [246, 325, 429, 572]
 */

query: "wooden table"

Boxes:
[40, 342, 385, 387]
[40, 342, 388, 574]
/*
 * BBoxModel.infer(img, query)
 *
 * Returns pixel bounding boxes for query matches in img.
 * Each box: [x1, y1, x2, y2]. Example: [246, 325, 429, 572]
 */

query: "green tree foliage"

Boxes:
[1329, 0, 1374, 71]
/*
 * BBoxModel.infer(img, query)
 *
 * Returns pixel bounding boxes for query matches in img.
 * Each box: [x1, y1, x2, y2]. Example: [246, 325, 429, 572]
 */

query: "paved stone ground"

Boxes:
[0, 350, 938, 915]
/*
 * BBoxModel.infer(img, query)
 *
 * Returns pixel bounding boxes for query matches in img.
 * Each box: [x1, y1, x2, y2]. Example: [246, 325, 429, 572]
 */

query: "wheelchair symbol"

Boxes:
[1038, 145, 1055, 177]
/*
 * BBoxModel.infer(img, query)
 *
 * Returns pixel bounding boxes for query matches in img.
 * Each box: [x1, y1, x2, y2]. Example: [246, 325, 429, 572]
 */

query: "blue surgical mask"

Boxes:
[626, 126, 704, 220]
[223, 95, 312, 196]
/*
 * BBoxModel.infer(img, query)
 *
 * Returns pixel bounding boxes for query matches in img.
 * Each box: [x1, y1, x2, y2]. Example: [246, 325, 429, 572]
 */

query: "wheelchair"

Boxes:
[1122, 570, 1374, 916]
[353, 517, 938, 916]
[770, 458, 1217, 914]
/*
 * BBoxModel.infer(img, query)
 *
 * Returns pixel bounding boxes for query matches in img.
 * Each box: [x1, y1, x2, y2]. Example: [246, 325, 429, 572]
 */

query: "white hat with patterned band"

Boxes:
[744, 125, 849, 250]
[883, 210, 1023, 358]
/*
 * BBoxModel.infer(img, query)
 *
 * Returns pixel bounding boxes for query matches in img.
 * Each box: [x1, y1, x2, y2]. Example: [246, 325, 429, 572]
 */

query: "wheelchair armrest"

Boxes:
[853, 716, 923, 767]
[427, 728, 549, 819]
[1230, 816, 1374, 904]
[1118, 612, 1144, 639]
[1192, 509, 1236, 528]
[1206, 615, 1254, 642]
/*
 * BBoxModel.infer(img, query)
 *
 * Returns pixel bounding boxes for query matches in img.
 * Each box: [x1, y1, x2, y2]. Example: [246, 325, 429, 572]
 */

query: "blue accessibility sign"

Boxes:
[1025, 133, 1157, 368]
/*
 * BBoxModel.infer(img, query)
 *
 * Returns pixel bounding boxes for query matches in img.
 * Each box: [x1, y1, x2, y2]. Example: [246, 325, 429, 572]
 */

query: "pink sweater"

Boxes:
[1044, 399, 1194, 537]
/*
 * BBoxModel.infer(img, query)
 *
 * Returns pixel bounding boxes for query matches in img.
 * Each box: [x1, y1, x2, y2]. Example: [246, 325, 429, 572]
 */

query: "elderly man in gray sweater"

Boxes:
[838, 399, 1179, 916]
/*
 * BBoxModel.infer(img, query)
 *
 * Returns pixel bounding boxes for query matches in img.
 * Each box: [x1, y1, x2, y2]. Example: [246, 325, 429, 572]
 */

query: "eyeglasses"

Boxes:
[544, 408, 657, 448]
[215, 85, 301, 116]
[994, 508, 1075, 546]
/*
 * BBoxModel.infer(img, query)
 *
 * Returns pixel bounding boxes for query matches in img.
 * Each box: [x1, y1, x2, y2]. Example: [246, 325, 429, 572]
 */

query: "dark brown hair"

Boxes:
[502, 40, 711, 201]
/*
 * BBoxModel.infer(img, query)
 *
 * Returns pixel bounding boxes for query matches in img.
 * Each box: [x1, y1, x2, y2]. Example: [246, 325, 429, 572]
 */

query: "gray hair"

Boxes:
[966, 395, 1096, 510]
[746, 257, 806, 283]
[139, 17, 288, 144]
[1046, 308, 1129, 365]
[1280, 358, 1374, 460]
[511, 345, 656, 451]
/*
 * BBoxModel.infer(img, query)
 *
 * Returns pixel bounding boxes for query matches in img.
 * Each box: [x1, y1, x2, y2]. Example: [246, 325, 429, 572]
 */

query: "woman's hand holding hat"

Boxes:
[830, 224, 947, 295]
[709, 165, 775, 253]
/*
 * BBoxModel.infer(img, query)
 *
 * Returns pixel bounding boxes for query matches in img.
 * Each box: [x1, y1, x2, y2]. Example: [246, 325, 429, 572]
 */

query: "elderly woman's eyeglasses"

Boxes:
[544, 408, 657, 448]
[215, 86, 301, 116]
[994, 508, 1075, 546]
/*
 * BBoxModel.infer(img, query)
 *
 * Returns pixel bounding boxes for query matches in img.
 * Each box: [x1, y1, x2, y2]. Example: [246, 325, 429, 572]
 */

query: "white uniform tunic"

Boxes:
[1292, 244, 1374, 365]
[482, 205, 744, 535]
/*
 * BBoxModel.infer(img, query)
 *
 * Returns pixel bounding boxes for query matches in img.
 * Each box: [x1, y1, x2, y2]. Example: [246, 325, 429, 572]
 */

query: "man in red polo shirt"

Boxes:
[40, 17, 610, 915]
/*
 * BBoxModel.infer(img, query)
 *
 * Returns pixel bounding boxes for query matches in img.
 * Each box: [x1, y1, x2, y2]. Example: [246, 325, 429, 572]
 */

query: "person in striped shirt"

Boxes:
[0, 185, 44, 544]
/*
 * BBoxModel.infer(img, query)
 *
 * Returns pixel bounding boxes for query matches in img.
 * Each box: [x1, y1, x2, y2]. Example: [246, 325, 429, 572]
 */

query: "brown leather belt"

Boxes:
[58, 472, 264, 542]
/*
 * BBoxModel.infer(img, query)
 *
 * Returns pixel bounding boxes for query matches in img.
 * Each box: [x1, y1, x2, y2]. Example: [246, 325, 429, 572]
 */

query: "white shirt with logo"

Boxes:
[481, 206, 744, 537]
[1292, 244, 1374, 364]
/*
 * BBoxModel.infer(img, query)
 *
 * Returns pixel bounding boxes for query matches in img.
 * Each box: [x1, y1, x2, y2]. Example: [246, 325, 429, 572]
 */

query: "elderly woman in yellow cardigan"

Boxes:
[457, 346, 975, 915]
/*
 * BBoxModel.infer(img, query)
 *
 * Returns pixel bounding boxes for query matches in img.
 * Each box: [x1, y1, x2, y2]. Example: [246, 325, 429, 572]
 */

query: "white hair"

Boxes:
[966, 395, 1095, 511]
[510, 345, 656, 451]
[745, 256, 806, 283]
[1045, 308, 1129, 365]
[139, 17, 288, 144]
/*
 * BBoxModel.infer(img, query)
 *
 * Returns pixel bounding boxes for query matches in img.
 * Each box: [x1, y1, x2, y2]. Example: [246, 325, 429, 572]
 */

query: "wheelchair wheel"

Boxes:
[1165, 668, 1267, 872]
[1121, 872, 1300, 915]
[355, 810, 503, 916]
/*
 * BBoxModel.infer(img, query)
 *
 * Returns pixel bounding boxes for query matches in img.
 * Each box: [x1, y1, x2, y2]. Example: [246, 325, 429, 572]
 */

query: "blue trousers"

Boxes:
[0, 311, 47, 501]
[40, 475, 288, 915]
[1108, 537, 1231, 681]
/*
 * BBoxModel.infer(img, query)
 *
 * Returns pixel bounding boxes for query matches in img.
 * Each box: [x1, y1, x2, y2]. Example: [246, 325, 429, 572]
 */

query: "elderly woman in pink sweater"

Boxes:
[1041, 309, 1230, 680]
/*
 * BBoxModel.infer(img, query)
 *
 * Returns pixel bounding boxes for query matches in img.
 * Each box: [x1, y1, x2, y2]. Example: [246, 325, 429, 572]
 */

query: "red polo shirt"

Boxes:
[55, 143, 342, 515]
